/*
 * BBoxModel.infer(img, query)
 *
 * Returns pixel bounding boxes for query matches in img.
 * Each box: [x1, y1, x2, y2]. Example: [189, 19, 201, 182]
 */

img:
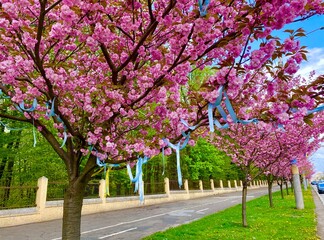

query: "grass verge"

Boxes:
[143, 189, 317, 240]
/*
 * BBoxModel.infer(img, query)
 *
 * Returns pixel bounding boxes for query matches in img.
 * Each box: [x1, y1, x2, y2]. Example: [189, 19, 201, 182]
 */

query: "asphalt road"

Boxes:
[0, 187, 273, 240]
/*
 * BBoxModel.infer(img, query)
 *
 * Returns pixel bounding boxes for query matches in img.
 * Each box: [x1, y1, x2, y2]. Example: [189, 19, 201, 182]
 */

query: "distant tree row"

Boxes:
[0, 126, 244, 208]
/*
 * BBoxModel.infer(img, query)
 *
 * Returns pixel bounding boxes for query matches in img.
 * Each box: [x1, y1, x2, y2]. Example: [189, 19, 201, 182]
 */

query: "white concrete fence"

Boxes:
[0, 176, 268, 227]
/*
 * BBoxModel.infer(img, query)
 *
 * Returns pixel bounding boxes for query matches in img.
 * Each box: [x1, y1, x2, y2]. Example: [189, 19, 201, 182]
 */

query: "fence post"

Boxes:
[99, 179, 106, 204]
[234, 180, 238, 189]
[228, 180, 231, 189]
[184, 179, 189, 195]
[199, 180, 203, 192]
[36, 176, 48, 211]
[240, 180, 243, 188]
[164, 178, 170, 197]
[219, 180, 223, 189]
[210, 179, 215, 192]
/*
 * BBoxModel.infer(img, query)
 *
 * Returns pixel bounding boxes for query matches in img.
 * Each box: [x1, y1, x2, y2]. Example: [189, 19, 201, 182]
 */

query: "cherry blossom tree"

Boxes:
[211, 118, 322, 226]
[1, 0, 324, 239]
[207, 61, 324, 225]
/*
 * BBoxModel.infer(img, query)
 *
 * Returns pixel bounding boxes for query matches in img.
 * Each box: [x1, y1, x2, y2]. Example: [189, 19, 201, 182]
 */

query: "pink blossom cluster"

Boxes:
[0, 0, 323, 167]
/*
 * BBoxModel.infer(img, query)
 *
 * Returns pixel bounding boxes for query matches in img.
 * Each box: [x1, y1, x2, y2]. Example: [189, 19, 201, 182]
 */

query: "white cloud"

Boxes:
[297, 47, 324, 78]
[310, 147, 324, 172]
[298, 49, 324, 172]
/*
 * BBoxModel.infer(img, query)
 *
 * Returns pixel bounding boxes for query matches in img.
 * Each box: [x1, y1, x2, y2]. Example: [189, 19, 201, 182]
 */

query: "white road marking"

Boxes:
[184, 218, 200, 224]
[51, 198, 229, 240]
[98, 227, 137, 239]
[196, 208, 209, 214]
[213, 196, 240, 199]
[168, 210, 195, 216]
[214, 195, 254, 199]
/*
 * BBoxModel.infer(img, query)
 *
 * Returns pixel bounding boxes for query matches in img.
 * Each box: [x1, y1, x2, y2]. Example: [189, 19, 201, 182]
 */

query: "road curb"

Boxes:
[312, 188, 324, 240]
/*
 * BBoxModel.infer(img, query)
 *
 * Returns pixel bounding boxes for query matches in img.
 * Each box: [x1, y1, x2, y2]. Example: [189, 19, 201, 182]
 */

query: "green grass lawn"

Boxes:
[143, 189, 318, 240]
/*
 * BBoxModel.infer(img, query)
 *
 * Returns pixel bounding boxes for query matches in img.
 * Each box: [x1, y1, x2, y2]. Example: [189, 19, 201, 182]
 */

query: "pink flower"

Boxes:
[2, 3, 18, 18]
[283, 38, 300, 52]
[151, 49, 162, 61]
[155, 106, 167, 118]
[49, 23, 67, 39]
[60, 5, 77, 25]
[284, 59, 299, 75]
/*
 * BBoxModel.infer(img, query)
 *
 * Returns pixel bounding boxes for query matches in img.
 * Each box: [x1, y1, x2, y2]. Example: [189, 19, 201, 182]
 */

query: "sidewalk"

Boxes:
[312, 188, 324, 239]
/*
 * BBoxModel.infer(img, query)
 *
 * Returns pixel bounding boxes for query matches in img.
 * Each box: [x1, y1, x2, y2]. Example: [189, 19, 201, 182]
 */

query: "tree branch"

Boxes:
[0, 113, 30, 123]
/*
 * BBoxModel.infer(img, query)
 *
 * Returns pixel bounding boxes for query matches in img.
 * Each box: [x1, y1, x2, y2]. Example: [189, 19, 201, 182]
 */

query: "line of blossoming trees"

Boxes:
[1, 0, 324, 239]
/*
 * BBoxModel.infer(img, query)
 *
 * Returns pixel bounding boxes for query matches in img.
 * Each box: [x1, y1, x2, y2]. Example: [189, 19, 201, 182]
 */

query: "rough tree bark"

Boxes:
[242, 181, 248, 227]
[62, 177, 89, 240]
[267, 175, 274, 208]
[278, 178, 284, 199]
[285, 181, 289, 195]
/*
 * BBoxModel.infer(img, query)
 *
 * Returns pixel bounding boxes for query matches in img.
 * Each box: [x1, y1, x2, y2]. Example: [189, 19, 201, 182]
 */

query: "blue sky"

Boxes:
[277, 14, 324, 174]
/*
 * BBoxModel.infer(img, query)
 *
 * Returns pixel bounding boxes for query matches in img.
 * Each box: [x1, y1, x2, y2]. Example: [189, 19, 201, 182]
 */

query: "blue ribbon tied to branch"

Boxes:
[307, 105, 324, 115]
[0, 89, 10, 99]
[162, 119, 198, 188]
[18, 98, 38, 112]
[127, 156, 149, 204]
[198, 0, 210, 17]
[14, 98, 38, 146]
[46, 98, 67, 148]
[208, 86, 258, 132]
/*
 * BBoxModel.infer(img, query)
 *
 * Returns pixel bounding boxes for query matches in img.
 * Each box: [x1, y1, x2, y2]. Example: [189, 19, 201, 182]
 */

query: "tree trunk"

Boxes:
[285, 181, 289, 195]
[242, 182, 248, 227]
[62, 178, 88, 240]
[267, 175, 273, 208]
[268, 180, 273, 208]
[279, 183, 284, 199]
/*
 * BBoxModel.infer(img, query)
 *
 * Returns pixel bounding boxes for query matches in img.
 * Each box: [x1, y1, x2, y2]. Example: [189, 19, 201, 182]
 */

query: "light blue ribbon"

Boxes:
[223, 91, 238, 123]
[208, 86, 224, 132]
[0, 121, 26, 131]
[238, 119, 259, 124]
[180, 119, 199, 131]
[163, 131, 191, 188]
[96, 156, 107, 167]
[18, 98, 38, 112]
[290, 159, 297, 165]
[0, 89, 10, 99]
[307, 105, 324, 115]
[108, 163, 120, 167]
[95, 152, 121, 175]
[162, 147, 165, 175]
[208, 86, 258, 132]
[32, 119, 37, 147]
[46, 98, 56, 117]
[198, 0, 210, 17]
[46, 99, 67, 148]
[127, 156, 149, 203]
[7, 97, 37, 146]
[161, 119, 197, 188]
